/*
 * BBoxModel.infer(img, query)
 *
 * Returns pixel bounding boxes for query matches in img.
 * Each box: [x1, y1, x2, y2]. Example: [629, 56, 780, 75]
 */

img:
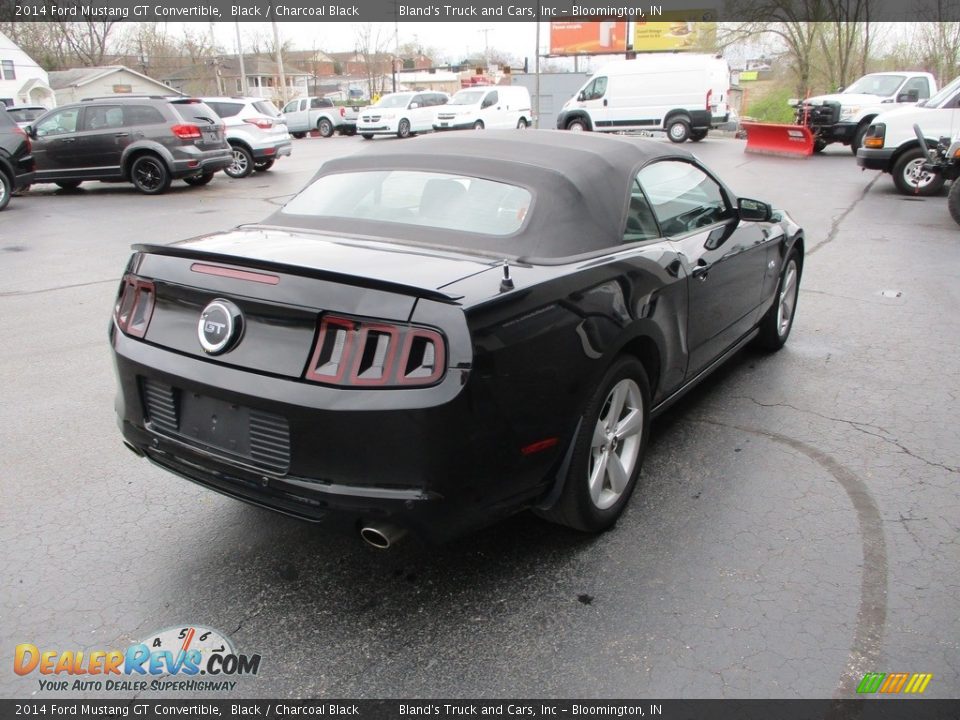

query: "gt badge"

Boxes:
[198, 299, 244, 354]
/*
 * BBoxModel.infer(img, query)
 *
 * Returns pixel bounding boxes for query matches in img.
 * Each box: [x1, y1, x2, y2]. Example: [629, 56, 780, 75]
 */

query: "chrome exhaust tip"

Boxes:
[359, 522, 407, 549]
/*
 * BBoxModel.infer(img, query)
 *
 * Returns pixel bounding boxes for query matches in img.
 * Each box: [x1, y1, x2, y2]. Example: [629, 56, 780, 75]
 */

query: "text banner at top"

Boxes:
[0, 0, 943, 23]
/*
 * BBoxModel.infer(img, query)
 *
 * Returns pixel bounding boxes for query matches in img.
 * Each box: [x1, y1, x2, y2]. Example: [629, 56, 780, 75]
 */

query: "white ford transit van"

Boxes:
[434, 86, 533, 131]
[556, 55, 730, 143]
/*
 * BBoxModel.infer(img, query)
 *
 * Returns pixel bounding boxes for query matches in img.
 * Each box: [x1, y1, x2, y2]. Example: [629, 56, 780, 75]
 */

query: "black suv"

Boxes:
[27, 96, 232, 194]
[0, 108, 35, 211]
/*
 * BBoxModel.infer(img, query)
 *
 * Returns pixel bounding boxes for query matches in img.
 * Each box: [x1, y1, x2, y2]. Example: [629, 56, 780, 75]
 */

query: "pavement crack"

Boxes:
[807, 174, 880, 256]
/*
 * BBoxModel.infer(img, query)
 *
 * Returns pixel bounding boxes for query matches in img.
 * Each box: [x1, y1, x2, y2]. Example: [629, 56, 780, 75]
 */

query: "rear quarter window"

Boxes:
[124, 105, 166, 126]
[207, 102, 243, 118]
[253, 101, 280, 117]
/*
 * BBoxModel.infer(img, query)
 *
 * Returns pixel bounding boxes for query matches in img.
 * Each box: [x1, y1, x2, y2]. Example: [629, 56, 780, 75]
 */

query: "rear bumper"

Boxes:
[433, 122, 475, 131]
[856, 147, 895, 171]
[170, 148, 232, 178]
[252, 141, 292, 160]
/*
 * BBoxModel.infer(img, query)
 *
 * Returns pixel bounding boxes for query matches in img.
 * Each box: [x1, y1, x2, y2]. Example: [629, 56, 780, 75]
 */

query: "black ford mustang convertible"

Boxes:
[110, 131, 803, 547]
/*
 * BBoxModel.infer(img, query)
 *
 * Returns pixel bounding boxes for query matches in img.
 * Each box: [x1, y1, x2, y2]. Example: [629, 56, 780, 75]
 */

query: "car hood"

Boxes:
[805, 92, 884, 106]
[163, 225, 500, 298]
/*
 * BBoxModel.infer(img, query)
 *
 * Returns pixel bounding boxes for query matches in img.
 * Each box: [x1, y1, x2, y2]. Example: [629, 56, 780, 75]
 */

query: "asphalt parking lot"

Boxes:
[1, 132, 958, 699]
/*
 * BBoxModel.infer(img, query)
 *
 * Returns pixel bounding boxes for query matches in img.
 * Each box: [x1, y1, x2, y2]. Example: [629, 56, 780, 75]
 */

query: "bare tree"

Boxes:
[57, 20, 120, 66]
[817, 0, 871, 89]
[1, 21, 73, 70]
[354, 23, 391, 98]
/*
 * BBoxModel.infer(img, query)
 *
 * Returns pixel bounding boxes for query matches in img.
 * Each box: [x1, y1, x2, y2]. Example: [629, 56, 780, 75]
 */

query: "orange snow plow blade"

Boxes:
[742, 122, 814, 158]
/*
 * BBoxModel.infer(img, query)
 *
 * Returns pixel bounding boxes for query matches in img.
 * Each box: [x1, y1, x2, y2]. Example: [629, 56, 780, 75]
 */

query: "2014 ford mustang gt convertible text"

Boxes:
[110, 131, 803, 547]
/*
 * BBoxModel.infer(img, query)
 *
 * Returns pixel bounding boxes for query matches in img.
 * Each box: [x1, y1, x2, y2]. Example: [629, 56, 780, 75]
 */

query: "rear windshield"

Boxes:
[171, 101, 220, 126]
[280, 170, 532, 237]
[6, 108, 43, 123]
[206, 101, 243, 118]
[253, 100, 280, 117]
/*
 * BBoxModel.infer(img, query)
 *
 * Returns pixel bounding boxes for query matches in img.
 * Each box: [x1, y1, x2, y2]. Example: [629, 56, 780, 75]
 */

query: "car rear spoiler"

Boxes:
[131, 243, 462, 304]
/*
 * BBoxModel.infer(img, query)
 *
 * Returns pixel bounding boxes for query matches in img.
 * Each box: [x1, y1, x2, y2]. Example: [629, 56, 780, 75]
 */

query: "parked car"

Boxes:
[0, 108, 35, 210]
[109, 131, 804, 546]
[281, 96, 359, 138]
[27, 96, 231, 194]
[4, 104, 48, 129]
[857, 75, 960, 195]
[358, 91, 449, 139]
[791, 71, 936, 155]
[434, 86, 532, 131]
[201, 97, 291, 179]
[557, 54, 731, 142]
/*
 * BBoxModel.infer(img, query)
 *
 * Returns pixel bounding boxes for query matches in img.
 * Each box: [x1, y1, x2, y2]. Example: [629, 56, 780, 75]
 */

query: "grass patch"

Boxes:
[745, 87, 796, 123]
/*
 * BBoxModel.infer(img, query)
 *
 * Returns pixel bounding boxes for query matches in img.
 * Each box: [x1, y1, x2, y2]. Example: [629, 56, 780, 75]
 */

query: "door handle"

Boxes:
[114, 132, 129, 137]
[59, 137, 76, 143]
[692, 261, 711, 281]
[603, 99, 608, 107]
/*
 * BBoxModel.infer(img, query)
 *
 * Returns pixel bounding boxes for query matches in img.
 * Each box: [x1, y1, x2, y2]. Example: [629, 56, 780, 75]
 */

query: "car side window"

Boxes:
[282, 100, 299, 113]
[83, 105, 124, 131]
[637, 160, 733, 237]
[125, 105, 165, 126]
[410, 94, 425, 108]
[583, 76, 607, 101]
[35, 108, 80, 137]
[901, 76, 930, 100]
[482, 91, 498, 108]
[435, 94, 448, 106]
[623, 179, 662, 244]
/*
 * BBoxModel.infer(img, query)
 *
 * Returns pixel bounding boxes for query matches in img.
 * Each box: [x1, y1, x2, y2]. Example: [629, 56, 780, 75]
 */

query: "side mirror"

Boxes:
[409, 102, 419, 109]
[738, 197, 772, 222]
[836, 85, 844, 92]
[577, 91, 586, 102]
[896, 90, 920, 103]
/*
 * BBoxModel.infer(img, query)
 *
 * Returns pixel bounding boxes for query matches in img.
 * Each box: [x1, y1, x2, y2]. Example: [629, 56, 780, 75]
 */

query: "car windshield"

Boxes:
[374, 94, 414, 109]
[844, 74, 905, 96]
[7, 108, 43, 123]
[925, 75, 960, 108]
[280, 170, 532, 237]
[449, 91, 485, 106]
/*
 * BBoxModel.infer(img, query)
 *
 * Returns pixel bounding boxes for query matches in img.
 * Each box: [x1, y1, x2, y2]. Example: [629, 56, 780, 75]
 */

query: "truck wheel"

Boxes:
[690, 129, 708, 142]
[361, 134, 374, 140]
[851, 123, 869, 155]
[516, 118, 528, 129]
[397, 119, 412, 138]
[566, 118, 588, 132]
[317, 118, 334, 138]
[667, 118, 691, 143]
[813, 139, 827, 153]
[291, 132, 306, 139]
[893, 147, 945, 196]
[949, 182, 960, 227]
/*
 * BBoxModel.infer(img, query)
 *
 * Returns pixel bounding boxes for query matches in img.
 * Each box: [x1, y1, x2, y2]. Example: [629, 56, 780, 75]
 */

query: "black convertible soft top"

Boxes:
[266, 130, 692, 260]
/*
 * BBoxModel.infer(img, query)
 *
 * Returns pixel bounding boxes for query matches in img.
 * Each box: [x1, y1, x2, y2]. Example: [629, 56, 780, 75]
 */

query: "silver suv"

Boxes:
[202, 97, 292, 179]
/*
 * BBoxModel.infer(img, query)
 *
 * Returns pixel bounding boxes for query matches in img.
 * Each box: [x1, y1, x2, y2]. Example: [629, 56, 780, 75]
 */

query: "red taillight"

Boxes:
[170, 124, 202, 139]
[13, 125, 31, 152]
[339, 106, 346, 118]
[706, 88, 713, 110]
[304, 315, 446, 388]
[244, 117, 274, 129]
[114, 275, 156, 339]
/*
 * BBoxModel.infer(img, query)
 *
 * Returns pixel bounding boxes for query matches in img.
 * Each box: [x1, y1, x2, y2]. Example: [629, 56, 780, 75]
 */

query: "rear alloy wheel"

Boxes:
[754, 249, 801, 352]
[566, 118, 588, 132]
[317, 118, 334, 138]
[0, 171, 10, 211]
[516, 118, 528, 129]
[183, 172, 214, 186]
[893, 147, 945, 196]
[130, 155, 171, 195]
[949, 182, 960, 227]
[397, 119, 412, 139]
[537, 356, 650, 532]
[55, 180, 82, 190]
[254, 159, 275, 172]
[225, 145, 254, 179]
[473, 120, 485, 130]
[667, 118, 691, 143]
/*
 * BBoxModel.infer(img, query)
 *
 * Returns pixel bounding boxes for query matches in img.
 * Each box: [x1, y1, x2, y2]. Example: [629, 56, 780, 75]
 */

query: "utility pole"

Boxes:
[393, 6, 400, 93]
[534, 18, 541, 128]
[235, 22, 248, 96]
[272, 20, 288, 105]
[480, 27, 493, 64]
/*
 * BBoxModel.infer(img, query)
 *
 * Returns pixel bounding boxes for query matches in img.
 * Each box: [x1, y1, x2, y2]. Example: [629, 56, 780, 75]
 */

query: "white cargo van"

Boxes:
[434, 86, 533, 131]
[556, 55, 730, 142]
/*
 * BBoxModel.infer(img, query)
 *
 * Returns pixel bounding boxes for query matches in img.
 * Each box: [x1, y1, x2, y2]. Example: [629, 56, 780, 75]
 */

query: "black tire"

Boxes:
[516, 118, 528, 129]
[0, 170, 10, 211]
[55, 180, 82, 190]
[813, 139, 827, 154]
[129, 155, 171, 195]
[183, 172, 214, 186]
[949, 182, 960, 227]
[224, 145, 254, 179]
[566, 118, 589, 132]
[536, 356, 651, 533]
[397, 119, 412, 139]
[754, 248, 802, 352]
[291, 132, 306, 139]
[667, 117, 691, 143]
[317, 118, 334, 138]
[253, 159, 275, 172]
[690, 129, 708, 142]
[361, 133, 374, 140]
[892, 146, 945, 196]
[851, 123, 869, 155]
[473, 120, 485, 130]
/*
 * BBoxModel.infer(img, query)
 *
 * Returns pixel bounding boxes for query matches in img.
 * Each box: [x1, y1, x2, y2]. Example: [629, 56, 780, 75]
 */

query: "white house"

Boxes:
[0, 30, 55, 109]
[48, 66, 180, 105]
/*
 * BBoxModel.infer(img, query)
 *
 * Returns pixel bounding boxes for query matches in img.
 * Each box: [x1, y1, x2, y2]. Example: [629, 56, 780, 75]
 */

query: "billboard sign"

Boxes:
[633, 15, 717, 52]
[550, 21, 629, 55]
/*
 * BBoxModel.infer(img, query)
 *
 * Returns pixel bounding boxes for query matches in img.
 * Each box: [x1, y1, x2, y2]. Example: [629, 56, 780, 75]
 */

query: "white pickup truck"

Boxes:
[281, 97, 361, 138]
[791, 72, 937, 154]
